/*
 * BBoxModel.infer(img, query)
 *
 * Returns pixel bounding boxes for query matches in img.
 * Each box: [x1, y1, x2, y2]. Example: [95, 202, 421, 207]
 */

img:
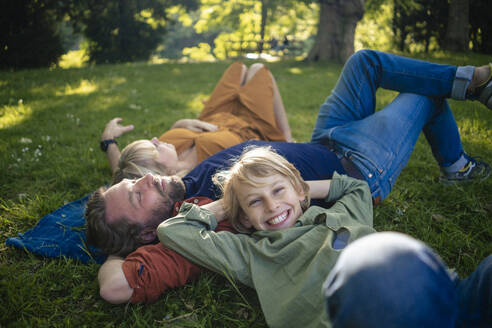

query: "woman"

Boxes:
[100, 62, 293, 183]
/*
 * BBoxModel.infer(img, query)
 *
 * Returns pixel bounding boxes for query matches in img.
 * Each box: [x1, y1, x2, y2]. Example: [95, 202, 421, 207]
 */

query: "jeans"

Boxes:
[311, 49, 474, 200]
[323, 232, 492, 328]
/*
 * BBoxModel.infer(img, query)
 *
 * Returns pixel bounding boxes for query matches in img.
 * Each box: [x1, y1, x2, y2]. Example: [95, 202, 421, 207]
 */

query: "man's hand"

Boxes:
[202, 199, 227, 222]
[101, 117, 134, 140]
[98, 255, 133, 304]
[171, 119, 218, 132]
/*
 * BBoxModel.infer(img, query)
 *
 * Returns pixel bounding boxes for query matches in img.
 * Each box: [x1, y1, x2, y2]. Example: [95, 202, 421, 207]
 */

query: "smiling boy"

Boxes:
[157, 147, 492, 328]
[158, 147, 375, 328]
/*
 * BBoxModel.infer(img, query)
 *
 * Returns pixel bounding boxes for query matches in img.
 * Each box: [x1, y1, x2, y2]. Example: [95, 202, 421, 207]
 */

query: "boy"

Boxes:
[158, 146, 375, 328]
[158, 147, 492, 328]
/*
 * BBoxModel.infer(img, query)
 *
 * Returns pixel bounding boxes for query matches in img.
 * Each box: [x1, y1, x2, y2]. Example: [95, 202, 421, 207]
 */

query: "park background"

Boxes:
[1, 0, 491, 327]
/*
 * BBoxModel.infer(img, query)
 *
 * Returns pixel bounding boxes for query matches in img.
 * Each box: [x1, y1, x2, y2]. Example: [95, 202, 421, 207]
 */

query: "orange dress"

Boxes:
[159, 62, 286, 163]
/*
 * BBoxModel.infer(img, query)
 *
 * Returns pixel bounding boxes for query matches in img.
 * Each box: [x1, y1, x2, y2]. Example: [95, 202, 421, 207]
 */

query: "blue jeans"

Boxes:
[323, 232, 492, 328]
[311, 50, 474, 200]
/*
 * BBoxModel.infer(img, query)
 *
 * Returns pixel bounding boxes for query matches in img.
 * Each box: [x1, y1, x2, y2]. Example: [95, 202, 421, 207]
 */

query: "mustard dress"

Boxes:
[159, 62, 286, 163]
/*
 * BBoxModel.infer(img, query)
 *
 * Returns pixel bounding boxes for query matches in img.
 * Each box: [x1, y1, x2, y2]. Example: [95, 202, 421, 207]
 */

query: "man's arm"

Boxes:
[98, 255, 133, 304]
[324, 173, 373, 226]
[306, 180, 332, 199]
[96, 219, 237, 305]
[158, 203, 257, 287]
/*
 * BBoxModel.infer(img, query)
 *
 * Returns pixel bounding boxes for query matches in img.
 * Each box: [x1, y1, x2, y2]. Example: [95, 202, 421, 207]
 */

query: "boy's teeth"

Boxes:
[268, 211, 288, 225]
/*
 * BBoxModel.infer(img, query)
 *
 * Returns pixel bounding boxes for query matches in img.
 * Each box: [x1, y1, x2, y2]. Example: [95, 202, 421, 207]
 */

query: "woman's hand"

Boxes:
[101, 117, 134, 140]
[101, 118, 133, 174]
[171, 119, 218, 132]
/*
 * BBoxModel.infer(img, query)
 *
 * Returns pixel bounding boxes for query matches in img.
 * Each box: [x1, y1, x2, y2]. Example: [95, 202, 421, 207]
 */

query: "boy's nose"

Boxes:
[265, 197, 279, 211]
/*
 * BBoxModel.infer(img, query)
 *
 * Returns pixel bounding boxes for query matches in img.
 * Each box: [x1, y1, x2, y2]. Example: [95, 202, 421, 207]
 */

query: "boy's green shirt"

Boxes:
[158, 173, 375, 328]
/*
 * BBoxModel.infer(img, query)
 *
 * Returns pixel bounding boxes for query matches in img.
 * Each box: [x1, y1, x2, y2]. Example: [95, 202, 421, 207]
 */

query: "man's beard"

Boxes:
[146, 176, 186, 229]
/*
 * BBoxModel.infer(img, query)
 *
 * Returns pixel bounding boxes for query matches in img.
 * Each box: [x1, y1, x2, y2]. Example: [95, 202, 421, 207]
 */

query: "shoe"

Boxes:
[474, 63, 492, 109]
[440, 156, 491, 185]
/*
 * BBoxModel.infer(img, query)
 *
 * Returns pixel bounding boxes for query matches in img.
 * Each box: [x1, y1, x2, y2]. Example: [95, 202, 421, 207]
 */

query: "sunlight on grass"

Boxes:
[186, 93, 209, 114]
[459, 117, 492, 140]
[58, 50, 89, 69]
[1, 57, 491, 328]
[149, 55, 171, 65]
[0, 102, 33, 129]
[57, 80, 98, 96]
[288, 67, 303, 75]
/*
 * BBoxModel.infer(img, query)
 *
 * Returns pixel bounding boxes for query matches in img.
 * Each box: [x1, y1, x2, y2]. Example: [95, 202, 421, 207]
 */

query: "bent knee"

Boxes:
[244, 63, 266, 84]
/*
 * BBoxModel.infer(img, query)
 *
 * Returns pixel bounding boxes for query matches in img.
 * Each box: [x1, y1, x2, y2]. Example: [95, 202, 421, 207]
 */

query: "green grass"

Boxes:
[1, 52, 492, 327]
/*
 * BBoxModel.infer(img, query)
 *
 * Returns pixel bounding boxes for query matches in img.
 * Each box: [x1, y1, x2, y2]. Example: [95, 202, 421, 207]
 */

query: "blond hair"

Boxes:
[213, 146, 310, 233]
[112, 140, 171, 184]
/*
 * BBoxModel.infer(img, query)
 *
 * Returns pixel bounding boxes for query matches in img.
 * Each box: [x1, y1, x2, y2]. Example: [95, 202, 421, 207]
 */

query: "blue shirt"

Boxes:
[182, 140, 345, 206]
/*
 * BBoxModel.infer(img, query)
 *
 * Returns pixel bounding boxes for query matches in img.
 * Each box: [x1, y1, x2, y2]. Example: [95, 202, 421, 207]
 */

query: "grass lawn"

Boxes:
[1, 51, 491, 327]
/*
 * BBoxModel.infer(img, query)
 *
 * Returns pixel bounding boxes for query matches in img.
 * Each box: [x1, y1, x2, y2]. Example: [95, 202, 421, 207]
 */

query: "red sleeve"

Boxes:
[122, 243, 202, 304]
[122, 197, 237, 304]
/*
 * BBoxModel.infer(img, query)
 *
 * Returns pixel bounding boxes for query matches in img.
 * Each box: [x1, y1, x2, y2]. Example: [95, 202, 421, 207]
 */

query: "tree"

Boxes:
[0, 0, 65, 69]
[391, 0, 448, 53]
[192, 0, 317, 59]
[443, 0, 469, 51]
[469, 0, 492, 53]
[306, 0, 365, 63]
[68, 0, 198, 64]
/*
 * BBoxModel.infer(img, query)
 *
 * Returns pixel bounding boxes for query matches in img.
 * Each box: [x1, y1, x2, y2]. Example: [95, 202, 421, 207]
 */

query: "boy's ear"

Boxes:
[239, 214, 252, 229]
[296, 186, 306, 202]
[138, 227, 157, 244]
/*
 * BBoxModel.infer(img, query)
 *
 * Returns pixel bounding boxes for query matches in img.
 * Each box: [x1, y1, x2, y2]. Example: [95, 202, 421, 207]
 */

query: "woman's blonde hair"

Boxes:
[213, 146, 310, 233]
[112, 140, 172, 184]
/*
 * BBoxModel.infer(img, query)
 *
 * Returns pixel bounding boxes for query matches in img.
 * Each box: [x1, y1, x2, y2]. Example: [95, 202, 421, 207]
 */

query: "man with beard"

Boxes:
[86, 49, 492, 304]
[86, 174, 185, 256]
[86, 140, 350, 303]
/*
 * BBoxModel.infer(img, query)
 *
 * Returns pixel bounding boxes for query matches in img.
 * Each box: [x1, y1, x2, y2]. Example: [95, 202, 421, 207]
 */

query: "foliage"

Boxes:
[66, 0, 198, 64]
[155, 8, 219, 60]
[469, 0, 492, 53]
[392, 0, 448, 52]
[0, 0, 66, 69]
[182, 43, 216, 62]
[1, 53, 492, 326]
[58, 49, 90, 69]
[355, 1, 393, 51]
[188, 0, 318, 59]
[365, 0, 492, 54]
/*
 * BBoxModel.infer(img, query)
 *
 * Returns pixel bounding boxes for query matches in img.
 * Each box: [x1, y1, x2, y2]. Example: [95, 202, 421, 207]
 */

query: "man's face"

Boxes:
[103, 173, 185, 227]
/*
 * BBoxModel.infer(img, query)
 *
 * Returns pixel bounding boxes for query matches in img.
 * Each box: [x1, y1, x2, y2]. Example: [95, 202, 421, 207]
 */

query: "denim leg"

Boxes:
[311, 49, 458, 141]
[323, 232, 459, 328]
[311, 49, 466, 200]
[455, 255, 492, 327]
[325, 93, 465, 200]
[423, 99, 465, 168]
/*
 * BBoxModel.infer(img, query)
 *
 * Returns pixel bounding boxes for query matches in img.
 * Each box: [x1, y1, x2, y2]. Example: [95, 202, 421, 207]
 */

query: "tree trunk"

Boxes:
[258, 0, 268, 54]
[306, 0, 365, 63]
[443, 0, 469, 51]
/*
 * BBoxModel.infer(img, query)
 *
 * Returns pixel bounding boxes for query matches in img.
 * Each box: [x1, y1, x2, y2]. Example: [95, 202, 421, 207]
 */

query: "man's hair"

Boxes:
[212, 146, 310, 233]
[85, 187, 146, 257]
[112, 140, 170, 185]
